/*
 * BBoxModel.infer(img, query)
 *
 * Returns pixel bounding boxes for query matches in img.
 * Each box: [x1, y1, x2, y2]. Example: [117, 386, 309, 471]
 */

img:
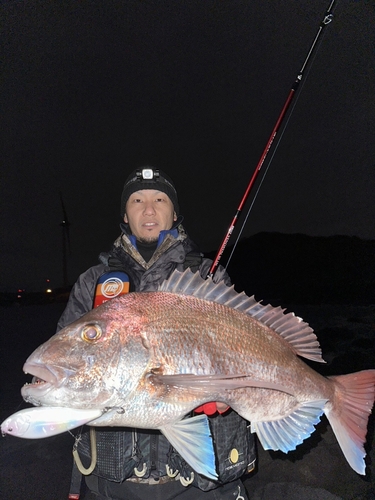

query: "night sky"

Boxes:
[2, 0, 374, 292]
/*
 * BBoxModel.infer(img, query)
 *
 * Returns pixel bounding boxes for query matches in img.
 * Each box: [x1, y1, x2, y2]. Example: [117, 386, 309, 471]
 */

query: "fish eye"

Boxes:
[81, 324, 102, 342]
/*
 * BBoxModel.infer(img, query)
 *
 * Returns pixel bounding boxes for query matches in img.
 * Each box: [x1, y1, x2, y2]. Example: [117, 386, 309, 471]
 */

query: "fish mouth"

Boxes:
[23, 363, 57, 385]
[21, 363, 70, 403]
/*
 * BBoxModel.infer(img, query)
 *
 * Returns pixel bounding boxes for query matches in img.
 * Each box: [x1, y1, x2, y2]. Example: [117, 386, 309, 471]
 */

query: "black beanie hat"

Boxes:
[120, 167, 179, 217]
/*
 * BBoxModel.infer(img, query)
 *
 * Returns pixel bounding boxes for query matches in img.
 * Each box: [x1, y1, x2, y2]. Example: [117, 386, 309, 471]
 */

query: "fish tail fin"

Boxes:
[325, 369, 375, 475]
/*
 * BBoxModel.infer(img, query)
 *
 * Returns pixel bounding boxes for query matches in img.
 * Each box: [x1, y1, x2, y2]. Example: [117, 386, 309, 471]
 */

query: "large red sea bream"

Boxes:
[2, 270, 375, 480]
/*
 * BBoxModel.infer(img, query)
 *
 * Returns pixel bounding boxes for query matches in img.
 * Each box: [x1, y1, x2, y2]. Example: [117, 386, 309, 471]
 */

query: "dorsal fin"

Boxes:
[159, 269, 325, 363]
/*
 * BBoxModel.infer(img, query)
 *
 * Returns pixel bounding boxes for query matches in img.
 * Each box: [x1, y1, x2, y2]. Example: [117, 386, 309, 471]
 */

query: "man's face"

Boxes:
[124, 189, 177, 243]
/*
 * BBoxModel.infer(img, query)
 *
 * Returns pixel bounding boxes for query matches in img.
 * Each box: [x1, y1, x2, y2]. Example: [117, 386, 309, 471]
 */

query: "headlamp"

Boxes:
[136, 168, 160, 181]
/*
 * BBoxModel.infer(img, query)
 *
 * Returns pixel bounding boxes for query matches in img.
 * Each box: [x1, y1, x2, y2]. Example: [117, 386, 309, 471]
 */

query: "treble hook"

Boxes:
[103, 406, 125, 414]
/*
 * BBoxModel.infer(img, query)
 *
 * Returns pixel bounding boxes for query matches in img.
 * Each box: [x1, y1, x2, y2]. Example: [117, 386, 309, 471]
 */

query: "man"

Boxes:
[58, 167, 256, 500]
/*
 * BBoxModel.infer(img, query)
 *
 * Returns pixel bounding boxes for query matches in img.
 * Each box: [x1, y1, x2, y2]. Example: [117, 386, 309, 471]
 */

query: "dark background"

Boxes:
[2, 0, 374, 292]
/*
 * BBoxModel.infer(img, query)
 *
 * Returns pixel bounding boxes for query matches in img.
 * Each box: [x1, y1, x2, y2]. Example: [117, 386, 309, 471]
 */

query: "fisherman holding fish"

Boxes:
[57, 168, 255, 499]
[4, 168, 375, 498]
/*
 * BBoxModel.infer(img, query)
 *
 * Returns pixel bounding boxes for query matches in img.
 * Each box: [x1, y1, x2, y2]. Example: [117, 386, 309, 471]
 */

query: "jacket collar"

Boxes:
[113, 222, 188, 270]
[119, 215, 184, 251]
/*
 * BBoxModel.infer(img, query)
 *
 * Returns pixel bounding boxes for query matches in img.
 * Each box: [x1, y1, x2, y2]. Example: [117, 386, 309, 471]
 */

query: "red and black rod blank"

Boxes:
[207, 0, 336, 279]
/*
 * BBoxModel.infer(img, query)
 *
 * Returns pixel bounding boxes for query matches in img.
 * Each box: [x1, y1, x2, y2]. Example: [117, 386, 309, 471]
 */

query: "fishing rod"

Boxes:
[208, 0, 336, 279]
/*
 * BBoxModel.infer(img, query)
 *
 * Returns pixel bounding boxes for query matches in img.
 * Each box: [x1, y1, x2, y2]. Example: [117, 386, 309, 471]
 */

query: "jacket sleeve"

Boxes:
[56, 264, 107, 332]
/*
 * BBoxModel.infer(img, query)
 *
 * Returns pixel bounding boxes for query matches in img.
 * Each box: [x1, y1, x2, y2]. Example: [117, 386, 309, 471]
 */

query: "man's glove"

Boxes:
[194, 402, 230, 416]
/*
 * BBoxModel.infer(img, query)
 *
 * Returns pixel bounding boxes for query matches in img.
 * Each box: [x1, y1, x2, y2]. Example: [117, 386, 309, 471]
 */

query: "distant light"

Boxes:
[46, 289, 52, 293]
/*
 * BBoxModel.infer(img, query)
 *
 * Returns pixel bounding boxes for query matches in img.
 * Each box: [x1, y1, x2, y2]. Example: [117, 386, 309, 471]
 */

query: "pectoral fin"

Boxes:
[157, 373, 294, 395]
[161, 414, 217, 480]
